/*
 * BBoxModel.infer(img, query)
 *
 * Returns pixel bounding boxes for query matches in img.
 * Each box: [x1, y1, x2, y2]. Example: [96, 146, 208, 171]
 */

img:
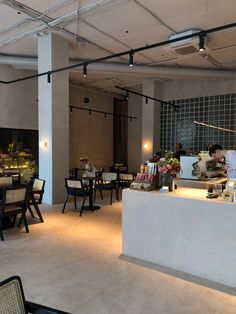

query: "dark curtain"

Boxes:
[113, 98, 128, 165]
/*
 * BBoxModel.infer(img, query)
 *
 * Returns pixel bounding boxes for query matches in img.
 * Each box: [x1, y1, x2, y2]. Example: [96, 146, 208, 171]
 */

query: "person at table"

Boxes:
[173, 143, 186, 161]
[80, 157, 97, 185]
[209, 144, 236, 179]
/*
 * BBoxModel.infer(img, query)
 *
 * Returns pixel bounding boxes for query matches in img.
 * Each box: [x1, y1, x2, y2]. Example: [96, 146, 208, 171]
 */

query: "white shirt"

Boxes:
[82, 161, 97, 178]
[225, 150, 236, 179]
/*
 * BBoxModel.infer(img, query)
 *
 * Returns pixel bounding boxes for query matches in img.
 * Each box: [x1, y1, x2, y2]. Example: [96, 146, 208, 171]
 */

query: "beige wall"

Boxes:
[0, 65, 38, 130]
[69, 85, 114, 170]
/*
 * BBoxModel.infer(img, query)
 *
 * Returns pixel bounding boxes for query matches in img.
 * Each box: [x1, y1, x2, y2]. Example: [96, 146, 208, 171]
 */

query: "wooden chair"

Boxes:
[94, 172, 119, 205]
[26, 178, 45, 222]
[0, 186, 28, 241]
[0, 275, 70, 313]
[62, 178, 90, 216]
[0, 176, 13, 184]
[119, 173, 134, 190]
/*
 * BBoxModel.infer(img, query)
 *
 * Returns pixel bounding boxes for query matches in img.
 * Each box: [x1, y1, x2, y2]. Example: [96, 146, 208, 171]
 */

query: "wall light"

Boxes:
[39, 140, 47, 148]
[143, 143, 148, 149]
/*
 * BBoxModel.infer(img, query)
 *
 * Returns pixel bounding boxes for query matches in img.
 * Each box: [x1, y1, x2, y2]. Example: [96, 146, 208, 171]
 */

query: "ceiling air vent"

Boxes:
[164, 30, 207, 55]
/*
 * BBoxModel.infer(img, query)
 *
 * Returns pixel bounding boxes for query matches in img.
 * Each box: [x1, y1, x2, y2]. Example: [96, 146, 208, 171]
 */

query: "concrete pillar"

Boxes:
[38, 33, 69, 204]
[141, 80, 161, 163]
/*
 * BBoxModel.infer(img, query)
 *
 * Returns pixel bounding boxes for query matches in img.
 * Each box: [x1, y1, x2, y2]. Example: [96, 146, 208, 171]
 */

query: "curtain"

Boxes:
[113, 98, 128, 165]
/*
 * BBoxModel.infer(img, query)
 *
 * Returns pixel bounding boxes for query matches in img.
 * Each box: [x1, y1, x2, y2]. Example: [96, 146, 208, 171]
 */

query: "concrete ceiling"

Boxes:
[0, 0, 236, 95]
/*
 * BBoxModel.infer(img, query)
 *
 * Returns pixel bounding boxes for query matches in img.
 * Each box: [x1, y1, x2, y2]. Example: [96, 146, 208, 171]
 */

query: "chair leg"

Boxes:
[18, 214, 23, 227]
[28, 205, 35, 218]
[116, 187, 120, 202]
[11, 214, 17, 227]
[62, 193, 69, 213]
[110, 189, 113, 205]
[99, 189, 103, 200]
[22, 213, 29, 233]
[0, 221, 4, 241]
[74, 196, 77, 209]
[80, 196, 87, 217]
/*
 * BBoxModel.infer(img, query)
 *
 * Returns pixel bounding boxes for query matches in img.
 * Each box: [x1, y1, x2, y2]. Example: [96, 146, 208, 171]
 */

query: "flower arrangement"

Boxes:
[0, 142, 37, 174]
[157, 153, 181, 175]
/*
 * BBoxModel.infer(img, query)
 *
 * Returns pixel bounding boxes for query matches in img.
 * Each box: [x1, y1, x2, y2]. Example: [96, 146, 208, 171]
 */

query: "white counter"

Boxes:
[122, 188, 236, 290]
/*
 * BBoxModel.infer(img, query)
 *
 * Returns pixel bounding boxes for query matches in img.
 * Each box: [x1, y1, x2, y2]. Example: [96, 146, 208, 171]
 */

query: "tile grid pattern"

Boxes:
[160, 93, 236, 153]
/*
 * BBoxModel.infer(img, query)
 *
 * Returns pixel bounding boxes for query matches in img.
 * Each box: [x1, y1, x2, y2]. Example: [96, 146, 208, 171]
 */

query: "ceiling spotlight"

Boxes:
[145, 97, 148, 105]
[84, 97, 90, 103]
[70, 106, 73, 113]
[126, 91, 129, 100]
[129, 52, 134, 66]
[199, 34, 205, 51]
[83, 64, 87, 77]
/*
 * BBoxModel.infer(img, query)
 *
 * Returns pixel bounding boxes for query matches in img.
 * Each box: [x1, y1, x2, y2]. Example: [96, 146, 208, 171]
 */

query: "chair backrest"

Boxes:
[66, 178, 83, 189]
[0, 276, 27, 314]
[32, 178, 45, 203]
[119, 173, 134, 181]
[0, 176, 13, 185]
[33, 178, 45, 191]
[5, 188, 27, 204]
[102, 172, 117, 182]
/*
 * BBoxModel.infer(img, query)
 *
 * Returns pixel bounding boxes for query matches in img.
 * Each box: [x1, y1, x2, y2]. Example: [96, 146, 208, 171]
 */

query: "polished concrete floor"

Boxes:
[1, 193, 236, 314]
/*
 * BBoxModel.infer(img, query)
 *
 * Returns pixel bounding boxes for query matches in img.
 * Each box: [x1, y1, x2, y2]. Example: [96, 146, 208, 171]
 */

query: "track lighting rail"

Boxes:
[115, 86, 180, 109]
[0, 22, 235, 85]
[69, 105, 138, 120]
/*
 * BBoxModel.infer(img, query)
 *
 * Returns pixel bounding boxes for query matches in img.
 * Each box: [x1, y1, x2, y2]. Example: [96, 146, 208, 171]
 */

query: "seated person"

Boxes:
[80, 157, 97, 185]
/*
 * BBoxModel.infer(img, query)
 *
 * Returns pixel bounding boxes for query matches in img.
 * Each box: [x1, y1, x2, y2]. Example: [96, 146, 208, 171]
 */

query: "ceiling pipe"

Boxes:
[0, 54, 235, 80]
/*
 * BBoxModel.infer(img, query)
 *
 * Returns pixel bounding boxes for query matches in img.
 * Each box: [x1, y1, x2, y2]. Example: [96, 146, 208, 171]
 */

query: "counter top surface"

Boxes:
[126, 187, 235, 205]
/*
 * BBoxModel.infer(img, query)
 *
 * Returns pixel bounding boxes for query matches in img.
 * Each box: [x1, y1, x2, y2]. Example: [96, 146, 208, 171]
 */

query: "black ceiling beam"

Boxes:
[70, 105, 138, 120]
[0, 22, 236, 85]
[115, 86, 180, 109]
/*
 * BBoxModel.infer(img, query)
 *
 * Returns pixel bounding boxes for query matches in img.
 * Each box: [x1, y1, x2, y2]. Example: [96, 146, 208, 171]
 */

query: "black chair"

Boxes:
[0, 187, 28, 241]
[119, 173, 134, 190]
[94, 172, 119, 205]
[0, 275, 70, 313]
[26, 178, 45, 223]
[62, 178, 90, 216]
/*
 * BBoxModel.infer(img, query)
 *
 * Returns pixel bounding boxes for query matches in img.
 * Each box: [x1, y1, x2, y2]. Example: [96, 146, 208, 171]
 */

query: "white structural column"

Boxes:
[38, 33, 69, 204]
[141, 80, 161, 163]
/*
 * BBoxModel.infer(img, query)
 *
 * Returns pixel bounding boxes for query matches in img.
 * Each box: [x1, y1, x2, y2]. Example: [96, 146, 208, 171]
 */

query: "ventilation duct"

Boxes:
[164, 30, 207, 55]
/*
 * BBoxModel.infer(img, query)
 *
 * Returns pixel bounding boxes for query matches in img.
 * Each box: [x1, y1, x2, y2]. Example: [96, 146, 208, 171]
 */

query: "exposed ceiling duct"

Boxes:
[0, 54, 235, 80]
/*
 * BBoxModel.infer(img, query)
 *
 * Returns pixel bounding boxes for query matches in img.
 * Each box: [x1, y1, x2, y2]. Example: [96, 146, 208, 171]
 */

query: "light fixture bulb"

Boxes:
[129, 52, 134, 66]
[83, 64, 87, 77]
[39, 141, 47, 148]
[199, 34, 205, 51]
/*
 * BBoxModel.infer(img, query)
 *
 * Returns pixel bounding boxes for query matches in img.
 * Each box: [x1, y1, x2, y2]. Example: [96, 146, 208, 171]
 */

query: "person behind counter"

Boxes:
[173, 143, 186, 161]
[149, 151, 162, 163]
[209, 144, 236, 179]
